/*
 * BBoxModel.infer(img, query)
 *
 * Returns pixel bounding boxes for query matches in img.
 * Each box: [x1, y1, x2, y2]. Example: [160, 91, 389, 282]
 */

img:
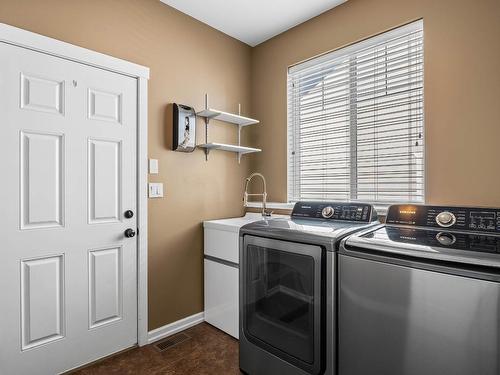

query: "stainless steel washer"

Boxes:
[339, 204, 500, 375]
[239, 202, 379, 375]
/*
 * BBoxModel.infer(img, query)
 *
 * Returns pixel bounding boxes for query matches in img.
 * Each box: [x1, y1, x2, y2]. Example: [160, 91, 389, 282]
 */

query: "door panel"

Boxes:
[20, 131, 64, 229]
[88, 139, 122, 224]
[20, 73, 65, 115]
[89, 246, 123, 328]
[1, 41, 138, 375]
[88, 88, 122, 123]
[21, 255, 65, 350]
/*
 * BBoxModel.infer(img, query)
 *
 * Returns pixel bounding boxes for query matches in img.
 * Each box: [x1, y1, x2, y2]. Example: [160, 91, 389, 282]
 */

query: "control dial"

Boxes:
[321, 206, 335, 219]
[436, 232, 456, 246]
[435, 211, 456, 228]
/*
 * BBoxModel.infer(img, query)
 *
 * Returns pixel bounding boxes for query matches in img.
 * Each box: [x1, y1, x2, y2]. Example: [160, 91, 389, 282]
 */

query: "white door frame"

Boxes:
[0, 22, 150, 346]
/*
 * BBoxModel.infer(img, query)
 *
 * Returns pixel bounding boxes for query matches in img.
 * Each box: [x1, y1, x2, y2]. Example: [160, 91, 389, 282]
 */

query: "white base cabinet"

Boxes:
[204, 258, 239, 338]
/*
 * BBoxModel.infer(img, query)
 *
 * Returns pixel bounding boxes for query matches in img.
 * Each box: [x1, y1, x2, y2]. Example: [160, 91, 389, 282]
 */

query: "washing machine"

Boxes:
[338, 204, 500, 375]
[239, 201, 379, 375]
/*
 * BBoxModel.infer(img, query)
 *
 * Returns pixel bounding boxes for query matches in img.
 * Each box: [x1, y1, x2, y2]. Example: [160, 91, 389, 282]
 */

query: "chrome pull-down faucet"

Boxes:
[243, 173, 271, 217]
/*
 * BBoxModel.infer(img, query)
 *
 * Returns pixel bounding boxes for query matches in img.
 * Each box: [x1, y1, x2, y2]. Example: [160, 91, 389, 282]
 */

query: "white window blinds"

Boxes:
[288, 20, 424, 204]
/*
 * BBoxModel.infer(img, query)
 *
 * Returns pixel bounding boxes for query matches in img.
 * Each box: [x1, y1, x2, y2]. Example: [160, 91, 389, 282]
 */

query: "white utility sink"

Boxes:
[203, 212, 286, 233]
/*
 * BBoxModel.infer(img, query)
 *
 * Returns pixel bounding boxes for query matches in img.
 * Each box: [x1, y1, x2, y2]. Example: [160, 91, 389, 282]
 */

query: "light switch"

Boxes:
[149, 159, 159, 174]
[148, 183, 164, 198]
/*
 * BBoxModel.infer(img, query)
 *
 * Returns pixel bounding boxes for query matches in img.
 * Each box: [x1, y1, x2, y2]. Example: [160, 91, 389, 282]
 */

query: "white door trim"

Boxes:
[0, 23, 149, 79]
[0, 22, 150, 346]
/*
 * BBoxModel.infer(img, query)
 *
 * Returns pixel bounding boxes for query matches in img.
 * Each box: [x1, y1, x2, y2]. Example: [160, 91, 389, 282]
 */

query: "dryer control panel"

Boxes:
[386, 205, 500, 233]
[292, 201, 376, 222]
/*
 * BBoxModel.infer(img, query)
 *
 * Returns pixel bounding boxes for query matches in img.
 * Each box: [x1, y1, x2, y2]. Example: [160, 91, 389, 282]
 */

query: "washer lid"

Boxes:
[240, 217, 380, 246]
[343, 225, 500, 268]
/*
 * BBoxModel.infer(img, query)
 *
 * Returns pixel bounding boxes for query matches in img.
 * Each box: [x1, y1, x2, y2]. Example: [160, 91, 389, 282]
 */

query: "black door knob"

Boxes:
[124, 210, 134, 219]
[124, 228, 136, 238]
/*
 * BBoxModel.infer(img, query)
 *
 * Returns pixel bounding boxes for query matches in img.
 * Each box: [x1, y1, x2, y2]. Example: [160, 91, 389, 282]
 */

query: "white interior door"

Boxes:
[0, 42, 138, 375]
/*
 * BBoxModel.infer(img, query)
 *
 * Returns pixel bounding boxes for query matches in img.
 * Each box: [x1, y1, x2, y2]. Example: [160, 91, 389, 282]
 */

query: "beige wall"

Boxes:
[249, 0, 500, 207]
[2, 0, 499, 333]
[0, 0, 253, 330]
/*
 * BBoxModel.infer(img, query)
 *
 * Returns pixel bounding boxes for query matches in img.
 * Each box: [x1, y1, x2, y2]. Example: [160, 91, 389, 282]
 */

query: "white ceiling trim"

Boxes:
[160, 0, 347, 47]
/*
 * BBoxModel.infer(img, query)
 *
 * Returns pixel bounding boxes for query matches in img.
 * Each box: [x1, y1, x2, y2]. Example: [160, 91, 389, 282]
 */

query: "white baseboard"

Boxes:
[147, 312, 205, 344]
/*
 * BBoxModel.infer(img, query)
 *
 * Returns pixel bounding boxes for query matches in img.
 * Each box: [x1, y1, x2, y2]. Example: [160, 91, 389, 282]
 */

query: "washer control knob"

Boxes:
[436, 211, 456, 227]
[436, 232, 456, 246]
[321, 206, 335, 219]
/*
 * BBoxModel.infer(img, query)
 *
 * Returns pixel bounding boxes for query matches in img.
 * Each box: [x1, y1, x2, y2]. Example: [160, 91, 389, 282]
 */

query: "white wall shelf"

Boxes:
[197, 109, 259, 127]
[198, 142, 261, 163]
[197, 94, 260, 163]
[198, 143, 261, 161]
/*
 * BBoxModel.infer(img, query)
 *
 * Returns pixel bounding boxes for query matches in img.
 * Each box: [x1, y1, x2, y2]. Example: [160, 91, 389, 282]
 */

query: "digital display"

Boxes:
[342, 206, 363, 215]
[471, 212, 496, 220]
[399, 208, 417, 215]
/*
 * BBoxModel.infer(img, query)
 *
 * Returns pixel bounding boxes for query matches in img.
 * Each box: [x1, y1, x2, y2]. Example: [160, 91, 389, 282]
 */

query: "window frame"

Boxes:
[287, 20, 425, 206]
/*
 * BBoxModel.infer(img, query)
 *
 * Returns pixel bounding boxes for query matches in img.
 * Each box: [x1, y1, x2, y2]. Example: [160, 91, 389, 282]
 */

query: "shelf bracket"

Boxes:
[204, 93, 209, 161]
[204, 117, 209, 161]
[237, 125, 242, 164]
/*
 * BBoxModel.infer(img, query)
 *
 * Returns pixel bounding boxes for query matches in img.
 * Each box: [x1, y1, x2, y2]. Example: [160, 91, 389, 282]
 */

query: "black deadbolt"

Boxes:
[124, 210, 134, 219]
[124, 228, 136, 238]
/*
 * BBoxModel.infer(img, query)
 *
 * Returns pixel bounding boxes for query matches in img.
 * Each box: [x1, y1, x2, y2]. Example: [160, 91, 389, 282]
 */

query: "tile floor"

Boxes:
[70, 323, 240, 375]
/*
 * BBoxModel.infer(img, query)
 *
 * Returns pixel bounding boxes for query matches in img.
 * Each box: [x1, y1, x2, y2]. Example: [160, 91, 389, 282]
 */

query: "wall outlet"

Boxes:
[149, 159, 159, 174]
[148, 182, 164, 198]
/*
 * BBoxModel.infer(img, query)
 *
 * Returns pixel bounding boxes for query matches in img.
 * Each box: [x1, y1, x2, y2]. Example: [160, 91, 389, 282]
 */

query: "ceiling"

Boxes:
[160, 0, 347, 47]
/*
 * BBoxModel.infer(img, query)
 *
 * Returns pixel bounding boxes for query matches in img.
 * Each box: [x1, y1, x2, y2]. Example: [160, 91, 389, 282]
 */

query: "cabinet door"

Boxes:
[204, 259, 239, 338]
[204, 228, 239, 264]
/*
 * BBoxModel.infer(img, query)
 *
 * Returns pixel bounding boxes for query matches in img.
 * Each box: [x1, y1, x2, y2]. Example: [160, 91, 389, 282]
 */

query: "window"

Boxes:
[287, 21, 424, 205]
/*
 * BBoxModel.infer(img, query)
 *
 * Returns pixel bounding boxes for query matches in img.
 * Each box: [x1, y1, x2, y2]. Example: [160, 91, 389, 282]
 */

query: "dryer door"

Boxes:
[241, 235, 325, 374]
